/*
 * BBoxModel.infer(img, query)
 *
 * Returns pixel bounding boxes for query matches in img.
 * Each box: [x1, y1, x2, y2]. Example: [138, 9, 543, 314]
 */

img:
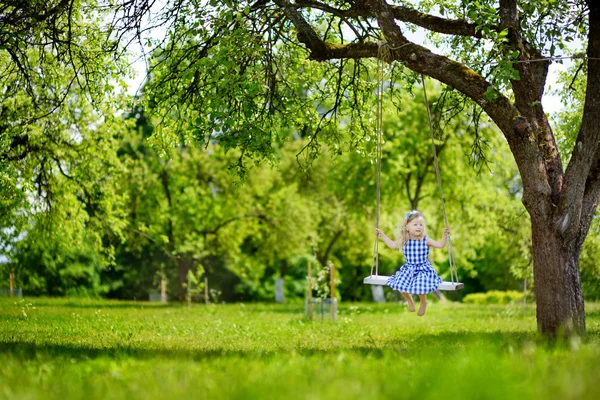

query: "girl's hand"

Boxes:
[443, 226, 451, 236]
[375, 228, 383, 237]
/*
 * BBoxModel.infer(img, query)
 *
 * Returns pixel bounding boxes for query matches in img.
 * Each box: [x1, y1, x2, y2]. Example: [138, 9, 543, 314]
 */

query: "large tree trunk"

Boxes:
[516, 109, 590, 336]
[525, 0, 600, 335]
[530, 217, 586, 335]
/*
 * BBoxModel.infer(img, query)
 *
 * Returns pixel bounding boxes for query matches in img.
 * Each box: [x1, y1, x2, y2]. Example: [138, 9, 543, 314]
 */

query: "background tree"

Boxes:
[3, 107, 129, 296]
[1, 0, 130, 289]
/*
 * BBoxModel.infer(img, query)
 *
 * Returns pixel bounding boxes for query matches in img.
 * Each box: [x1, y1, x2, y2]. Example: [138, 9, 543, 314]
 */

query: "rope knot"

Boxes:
[377, 41, 393, 63]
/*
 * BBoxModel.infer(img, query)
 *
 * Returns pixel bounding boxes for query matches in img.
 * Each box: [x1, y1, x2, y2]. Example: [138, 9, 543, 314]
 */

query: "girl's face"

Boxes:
[406, 216, 425, 238]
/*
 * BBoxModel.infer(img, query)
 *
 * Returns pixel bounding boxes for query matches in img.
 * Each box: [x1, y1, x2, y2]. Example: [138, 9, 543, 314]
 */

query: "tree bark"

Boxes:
[317, 229, 343, 267]
[531, 219, 586, 335]
[160, 163, 189, 300]
[177, 256, 191, 301]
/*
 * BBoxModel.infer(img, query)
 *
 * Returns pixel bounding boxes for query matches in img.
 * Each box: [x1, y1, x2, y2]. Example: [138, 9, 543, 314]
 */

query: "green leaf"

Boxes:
[484, 86, 499, 101]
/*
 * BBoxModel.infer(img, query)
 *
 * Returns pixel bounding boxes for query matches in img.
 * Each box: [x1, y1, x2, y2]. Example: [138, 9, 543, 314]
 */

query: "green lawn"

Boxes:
[1, 297, 599, 399]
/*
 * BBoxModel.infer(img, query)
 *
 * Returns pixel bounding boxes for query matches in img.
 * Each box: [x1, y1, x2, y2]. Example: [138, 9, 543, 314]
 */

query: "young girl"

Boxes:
[375, 210, 450, 316]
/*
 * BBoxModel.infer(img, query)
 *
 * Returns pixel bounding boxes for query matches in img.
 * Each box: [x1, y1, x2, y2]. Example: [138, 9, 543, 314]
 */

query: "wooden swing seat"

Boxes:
[363, 275, 464, 291]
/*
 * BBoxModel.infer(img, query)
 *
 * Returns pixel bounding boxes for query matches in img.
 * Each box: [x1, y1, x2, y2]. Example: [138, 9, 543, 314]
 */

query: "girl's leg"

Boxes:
[417, 294, 427, 316]
[400, 292, 416, 312]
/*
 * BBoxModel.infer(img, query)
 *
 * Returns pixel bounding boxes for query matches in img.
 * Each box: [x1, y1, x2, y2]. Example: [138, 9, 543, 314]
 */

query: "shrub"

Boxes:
[463, 290, 528, 305]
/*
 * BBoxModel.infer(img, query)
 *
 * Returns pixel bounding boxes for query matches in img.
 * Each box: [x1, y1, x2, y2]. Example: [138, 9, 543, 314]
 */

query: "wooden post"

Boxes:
[160, 278, 167, 304]
[204, 276, 209, 305]
[307, 261, 313, 318]
[9, 269, 14, 298]
[522, 277, 527, 318]
[330, 263, 336, 321]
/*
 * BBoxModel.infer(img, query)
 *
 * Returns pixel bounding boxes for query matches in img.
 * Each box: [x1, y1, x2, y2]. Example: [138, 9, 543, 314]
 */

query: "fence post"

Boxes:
[522, 277, 527, 318]
[160, 278, 167, 303]
[330, 263, 336, 321]
[307, 261, 313, 318]
[204, 277, 209, 305]
[9, 269, 14, 298]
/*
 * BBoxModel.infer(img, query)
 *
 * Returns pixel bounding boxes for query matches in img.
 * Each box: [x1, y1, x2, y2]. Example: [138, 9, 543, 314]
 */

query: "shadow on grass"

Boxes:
[387, 330, 537, 349]
[13, 299, 171, 310]
[0, 330, 544, 363]
[5, 298, 544, 315]
[8, 299, 305, 313]
[236, 302, 434, 315]
[584, 309, 600, 319]
[1, 299, 409, 316]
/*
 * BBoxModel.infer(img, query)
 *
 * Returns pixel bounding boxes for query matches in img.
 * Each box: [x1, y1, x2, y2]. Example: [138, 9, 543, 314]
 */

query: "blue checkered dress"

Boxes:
[386, 236, 443, 294]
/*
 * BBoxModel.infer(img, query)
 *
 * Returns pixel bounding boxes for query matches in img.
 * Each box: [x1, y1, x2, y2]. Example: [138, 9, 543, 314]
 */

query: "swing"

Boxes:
[363, 43, 463, 291]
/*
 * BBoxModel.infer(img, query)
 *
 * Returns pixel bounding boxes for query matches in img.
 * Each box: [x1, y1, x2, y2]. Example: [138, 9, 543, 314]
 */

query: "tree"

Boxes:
[0, 0, 127, 165]
[112, 109, 320, 300]
[2, 109, 129, 296]
[1, 0, 130, 267]
[113, 0, 596, 336]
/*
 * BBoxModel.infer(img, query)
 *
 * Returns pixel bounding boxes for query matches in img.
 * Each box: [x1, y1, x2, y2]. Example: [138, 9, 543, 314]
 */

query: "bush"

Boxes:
[463, 290, 528, 305]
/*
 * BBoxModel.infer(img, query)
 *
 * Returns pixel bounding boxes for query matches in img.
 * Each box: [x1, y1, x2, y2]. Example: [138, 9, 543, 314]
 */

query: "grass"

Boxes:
[1, 297, 600, 400]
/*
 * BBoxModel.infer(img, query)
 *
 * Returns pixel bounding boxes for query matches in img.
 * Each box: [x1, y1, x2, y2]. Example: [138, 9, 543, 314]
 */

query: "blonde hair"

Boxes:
[395, 210, 427, 248]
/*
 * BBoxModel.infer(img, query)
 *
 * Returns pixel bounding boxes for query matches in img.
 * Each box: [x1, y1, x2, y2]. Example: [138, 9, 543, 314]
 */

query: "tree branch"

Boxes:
[496, 1, 561, 209]
[291, 0, 486, 38]
[1, 135, 34, 161]
[564, 2, 600, 239]
[318, 229, 343, 267]
[499, 0, 549, 115]
[278, 0, 550, 207]
[201, 213, 272, 235]
[276, 0, 330, 57]
[388, 4, 483, 37]
[577, 146, 600, 249]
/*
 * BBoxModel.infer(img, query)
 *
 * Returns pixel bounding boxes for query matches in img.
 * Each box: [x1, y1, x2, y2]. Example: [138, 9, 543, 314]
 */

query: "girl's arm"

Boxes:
[375, 228, 399, 249]
[427, 226, 451, 249]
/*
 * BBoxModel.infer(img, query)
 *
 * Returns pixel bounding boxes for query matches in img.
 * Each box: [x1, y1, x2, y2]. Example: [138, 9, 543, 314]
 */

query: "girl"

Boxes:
[375, 210, 450, 316]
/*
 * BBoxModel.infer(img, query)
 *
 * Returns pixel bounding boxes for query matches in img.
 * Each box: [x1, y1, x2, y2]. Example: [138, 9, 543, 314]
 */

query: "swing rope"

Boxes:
[370, 42, 386, 277]
[370, 41, 459, 285]
[420, 74, 458, 284]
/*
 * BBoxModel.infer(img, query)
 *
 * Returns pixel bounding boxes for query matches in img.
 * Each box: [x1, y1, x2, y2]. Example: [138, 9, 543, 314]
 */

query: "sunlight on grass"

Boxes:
[1, 298, 599, 399]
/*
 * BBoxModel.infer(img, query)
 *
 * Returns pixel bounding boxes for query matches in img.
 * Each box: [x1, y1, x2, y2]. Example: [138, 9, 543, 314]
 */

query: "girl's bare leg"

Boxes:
[401, 292, 416, 312]
[417, 294, 427, 316]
